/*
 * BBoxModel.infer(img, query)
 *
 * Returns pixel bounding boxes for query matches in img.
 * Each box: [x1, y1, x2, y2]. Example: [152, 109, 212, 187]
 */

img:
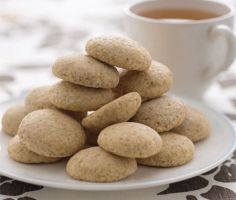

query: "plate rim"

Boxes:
[0, 97, 235, 191]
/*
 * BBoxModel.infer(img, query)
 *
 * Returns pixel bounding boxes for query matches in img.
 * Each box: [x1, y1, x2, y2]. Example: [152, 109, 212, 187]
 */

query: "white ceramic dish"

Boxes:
[0, 97, 235, 191]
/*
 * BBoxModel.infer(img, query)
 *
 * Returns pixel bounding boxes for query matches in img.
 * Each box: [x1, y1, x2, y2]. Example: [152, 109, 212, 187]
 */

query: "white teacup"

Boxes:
[124, 0, 236, 98]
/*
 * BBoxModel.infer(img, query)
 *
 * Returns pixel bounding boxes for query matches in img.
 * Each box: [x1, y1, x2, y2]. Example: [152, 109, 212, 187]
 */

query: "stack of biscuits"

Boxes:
[1, 36, 211, 183]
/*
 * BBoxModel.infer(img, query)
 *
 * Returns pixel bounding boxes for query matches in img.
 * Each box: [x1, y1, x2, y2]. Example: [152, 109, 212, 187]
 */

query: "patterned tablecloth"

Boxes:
[1, 0, 236, 199]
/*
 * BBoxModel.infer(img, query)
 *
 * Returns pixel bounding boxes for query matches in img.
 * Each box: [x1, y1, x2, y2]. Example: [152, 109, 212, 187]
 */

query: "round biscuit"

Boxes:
[137, 132, 195, 167]
[115, 61, 173, 100]
[25, 85, 86, 121]
[86, 36, 151, 71]
[25, 86, 57, 112]
[52, 54, 119, 88]
[132, 95, 187, 132]
[172, 106, 211, 142]
[2, 104, 28, 136]
[49, 81, 116, 111]
[81, 92, 141, 134]
[66, 146, 137, 182]
[8, 135, 61, 164]
[98, 122, 162, 158]
[18, 109, 86, 157]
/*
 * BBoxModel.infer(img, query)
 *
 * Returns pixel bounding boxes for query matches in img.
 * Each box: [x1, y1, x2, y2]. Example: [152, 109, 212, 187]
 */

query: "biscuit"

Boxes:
[172, 106, 211, 142]
[8, 135, 61, 164]
[25, 86, 57, 112]
[25, 85, 86, 121]
[115, 61, 173, 100]
[18, 109, 86, 157]
[52, 54, 119, 88]
[137, 132, 195, 167]
[98, 122, 162, 158]
[81, 92, 141, 134]
[66, 146, 137, 182]
[86, 36, 151, 71]
[2, 104, 28, 136]
[49, 81, 116, 111]
[132, 95, 187, 132]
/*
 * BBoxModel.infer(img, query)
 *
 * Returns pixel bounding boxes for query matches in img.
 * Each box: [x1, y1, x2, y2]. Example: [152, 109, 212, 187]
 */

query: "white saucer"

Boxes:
[0, 97, 235, 191]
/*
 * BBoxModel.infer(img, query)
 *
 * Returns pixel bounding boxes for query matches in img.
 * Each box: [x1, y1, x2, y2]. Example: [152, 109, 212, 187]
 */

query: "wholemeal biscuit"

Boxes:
[52, 54, 119, 88]
[25, 85, 86, 121]
[137, 132, 195, 167]
[66, 146, 137, 182]
[18, 109, 86, 157]
[8, 135, 61, 164]
[132, 95, 187, 132]
[49, 81, 116, 111]
[115, 61, 173, 100]
[172, 106, 211, 142]
[81, 92, 141, 134]
[98, 122, 162, 158]
[86, 36, 151, 71]
[2, 104, 28, 136]
[25, 86, 57, 112]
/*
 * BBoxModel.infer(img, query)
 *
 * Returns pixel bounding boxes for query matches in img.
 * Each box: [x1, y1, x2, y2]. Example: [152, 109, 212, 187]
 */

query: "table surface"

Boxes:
[1, 0, 236, 199]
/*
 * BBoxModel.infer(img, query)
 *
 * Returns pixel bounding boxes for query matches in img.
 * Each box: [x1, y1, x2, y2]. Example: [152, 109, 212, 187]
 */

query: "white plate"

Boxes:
[0, 97, 235, 191]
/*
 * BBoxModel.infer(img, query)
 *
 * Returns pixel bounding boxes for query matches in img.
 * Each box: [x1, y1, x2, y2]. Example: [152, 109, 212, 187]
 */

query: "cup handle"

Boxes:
[206, 25, 236, 78]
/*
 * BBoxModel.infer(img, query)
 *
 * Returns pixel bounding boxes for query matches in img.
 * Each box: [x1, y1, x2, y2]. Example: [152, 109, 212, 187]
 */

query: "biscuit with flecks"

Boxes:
[52, 54, 119, 88]
[98, 122, 162, 158]
[49, 81, 116, 111]
[25, 85, 86, 121]
[86, 36, 151, 71]
[172, 106, 211, 142]
[137, 132, 195, 167]
[82, 92, 141, 134]
[132, 95, 187, 132]
[115, 61, 173, 100]
[131, 95, 187, 133]
[8, 135, 61, 164]
[18, 109, 86, 157]
[25, 86, 57, 112]
[66, 146, 137, 182]
[2, 104, 28, 136]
